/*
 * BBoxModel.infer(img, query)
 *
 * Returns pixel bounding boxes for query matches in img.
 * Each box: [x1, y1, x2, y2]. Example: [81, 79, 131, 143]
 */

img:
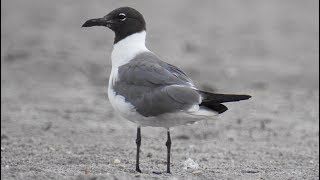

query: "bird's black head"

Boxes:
[82, 7, 146, 44]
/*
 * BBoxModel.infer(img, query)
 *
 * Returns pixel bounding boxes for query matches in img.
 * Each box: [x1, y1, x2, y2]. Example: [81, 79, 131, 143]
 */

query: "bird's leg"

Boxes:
[136, 126, 142, 173]
[152, 129, 172, 175]
[166, 129, 171, 173]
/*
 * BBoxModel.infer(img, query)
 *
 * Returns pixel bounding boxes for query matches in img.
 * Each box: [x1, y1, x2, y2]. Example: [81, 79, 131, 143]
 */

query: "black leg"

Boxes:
[136, 127, 142, 173]
[166, 129, 171, 173]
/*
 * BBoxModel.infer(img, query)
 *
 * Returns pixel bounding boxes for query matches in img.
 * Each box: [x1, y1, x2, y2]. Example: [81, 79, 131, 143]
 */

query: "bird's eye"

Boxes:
[118, 13, 126, 21]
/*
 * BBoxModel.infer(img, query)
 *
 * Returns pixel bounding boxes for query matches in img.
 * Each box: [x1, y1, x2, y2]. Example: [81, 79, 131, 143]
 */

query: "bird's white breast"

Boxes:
[108, 31, 149, 120]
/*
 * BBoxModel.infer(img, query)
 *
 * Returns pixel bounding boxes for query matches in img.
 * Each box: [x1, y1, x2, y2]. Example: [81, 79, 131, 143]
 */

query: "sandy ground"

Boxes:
[1, 0, 319, 179]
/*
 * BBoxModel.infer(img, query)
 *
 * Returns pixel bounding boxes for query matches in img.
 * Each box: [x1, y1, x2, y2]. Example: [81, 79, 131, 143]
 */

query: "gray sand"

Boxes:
[1, 0, 319, 179]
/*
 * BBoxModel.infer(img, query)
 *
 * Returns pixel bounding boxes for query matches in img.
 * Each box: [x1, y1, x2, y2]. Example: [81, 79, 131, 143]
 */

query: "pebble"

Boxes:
[66, 151, 72, 154]
[192, 170, 202, 175]
[48, 147, 55, 151]
[113, 159, 121, 164]
[146, 152, 152, 158]
[183, 158, 199, 170]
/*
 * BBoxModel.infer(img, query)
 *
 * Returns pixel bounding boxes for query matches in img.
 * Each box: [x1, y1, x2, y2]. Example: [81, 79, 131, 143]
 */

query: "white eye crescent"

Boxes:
[118, 13, 126, 21]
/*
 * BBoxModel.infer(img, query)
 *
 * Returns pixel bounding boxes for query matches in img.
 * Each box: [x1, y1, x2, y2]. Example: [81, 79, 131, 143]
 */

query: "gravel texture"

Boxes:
[1, 0, 319, 179]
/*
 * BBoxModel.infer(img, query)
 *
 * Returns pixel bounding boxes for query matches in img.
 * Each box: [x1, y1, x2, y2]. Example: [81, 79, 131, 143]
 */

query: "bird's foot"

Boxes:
[136, 168, 142, 173]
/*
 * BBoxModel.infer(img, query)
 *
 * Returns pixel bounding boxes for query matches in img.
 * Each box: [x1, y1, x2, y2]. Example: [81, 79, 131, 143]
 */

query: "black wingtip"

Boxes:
[240, 94, 252, 100]
[199, 91, 252, 103]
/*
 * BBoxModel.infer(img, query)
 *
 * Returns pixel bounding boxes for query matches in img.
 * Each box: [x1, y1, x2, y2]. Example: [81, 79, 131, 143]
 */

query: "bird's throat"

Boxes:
[111, 31, 149, 68]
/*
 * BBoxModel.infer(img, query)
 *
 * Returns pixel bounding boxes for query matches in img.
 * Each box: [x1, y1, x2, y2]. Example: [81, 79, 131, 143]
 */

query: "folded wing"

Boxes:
[114, 52, 200, 117]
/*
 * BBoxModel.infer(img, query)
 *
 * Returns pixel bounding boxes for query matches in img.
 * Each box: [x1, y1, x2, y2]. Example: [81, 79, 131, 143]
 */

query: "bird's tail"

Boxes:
[198, 91, 251, 114]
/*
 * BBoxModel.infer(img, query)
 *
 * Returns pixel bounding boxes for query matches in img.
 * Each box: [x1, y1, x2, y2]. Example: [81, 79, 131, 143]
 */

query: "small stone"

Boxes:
[192, 170, 202, 175]
[200, 157, 208, 162]
[66, 151, 72, 154]
[146, 152, 152, 158]
[113, 159, 121, 164]
[1, 147, 5, 151]
[48, 147, 55, 151]
[5, 165, 10, 169]
[118, 164, 126, 169]
[134, 174, 141, 177]
[183, 158, 199, 170]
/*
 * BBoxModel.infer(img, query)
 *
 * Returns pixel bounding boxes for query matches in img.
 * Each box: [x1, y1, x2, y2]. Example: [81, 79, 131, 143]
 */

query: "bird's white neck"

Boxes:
[111, 31, 149, 68]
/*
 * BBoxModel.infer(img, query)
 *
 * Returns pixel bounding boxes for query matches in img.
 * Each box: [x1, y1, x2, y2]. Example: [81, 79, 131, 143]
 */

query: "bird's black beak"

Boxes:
[82, 17, 112, 27]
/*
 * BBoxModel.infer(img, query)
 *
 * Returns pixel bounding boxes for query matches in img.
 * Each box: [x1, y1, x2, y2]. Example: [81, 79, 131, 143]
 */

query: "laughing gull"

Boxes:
[82, 7, 251, 173]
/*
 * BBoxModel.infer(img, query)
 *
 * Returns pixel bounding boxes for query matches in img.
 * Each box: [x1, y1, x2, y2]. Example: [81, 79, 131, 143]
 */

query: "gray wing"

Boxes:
[119, 52, 194, 87]
[160, 62, 194, 86]
[114, 52, 201, 117]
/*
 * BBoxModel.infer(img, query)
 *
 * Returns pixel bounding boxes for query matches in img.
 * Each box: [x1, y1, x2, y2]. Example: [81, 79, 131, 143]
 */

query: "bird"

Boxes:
[82, 7, 251, 174]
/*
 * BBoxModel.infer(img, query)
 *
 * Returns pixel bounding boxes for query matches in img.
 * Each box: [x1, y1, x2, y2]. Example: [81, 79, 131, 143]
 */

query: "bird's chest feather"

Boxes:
[108, 68, 135, 117]
[107, 31, 149, 120]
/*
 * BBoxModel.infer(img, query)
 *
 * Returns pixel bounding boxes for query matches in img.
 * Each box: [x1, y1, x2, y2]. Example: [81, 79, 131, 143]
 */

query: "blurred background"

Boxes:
[1, 0, 319, 179]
